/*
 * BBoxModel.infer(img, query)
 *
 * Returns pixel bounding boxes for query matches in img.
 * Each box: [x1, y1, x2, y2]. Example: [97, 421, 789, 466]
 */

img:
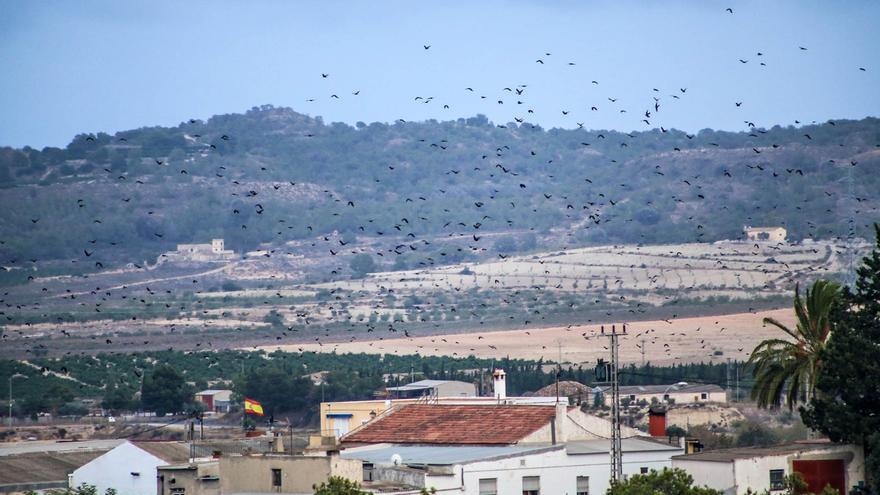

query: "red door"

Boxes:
[792, 459, 846, 495]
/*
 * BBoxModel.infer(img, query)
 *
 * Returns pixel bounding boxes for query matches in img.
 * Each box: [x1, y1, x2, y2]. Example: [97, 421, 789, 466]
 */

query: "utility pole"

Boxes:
[726, 358, 732, 400]
[640, 338, 646, 367]
[600, 324, 626, 483]
[735, 362, 740, 403]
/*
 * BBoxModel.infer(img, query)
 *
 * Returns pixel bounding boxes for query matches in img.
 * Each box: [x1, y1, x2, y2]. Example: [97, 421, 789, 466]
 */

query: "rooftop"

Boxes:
[600, 384, 725, 395]
[0, 451, 108, 485]
[385, 379, 469, 392]
[342, 443, 562, 466]
[0, 439, 124, 457]
[196, 389, 232, 396]
[672, 441, 844, 463]
[567, 437, 682, 455]
[132, 441, 194, 463]
[341, 404, 558, 445]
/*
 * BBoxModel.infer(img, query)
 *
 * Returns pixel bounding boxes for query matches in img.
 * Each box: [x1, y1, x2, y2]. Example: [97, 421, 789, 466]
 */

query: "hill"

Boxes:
[0, 106, 878, 270]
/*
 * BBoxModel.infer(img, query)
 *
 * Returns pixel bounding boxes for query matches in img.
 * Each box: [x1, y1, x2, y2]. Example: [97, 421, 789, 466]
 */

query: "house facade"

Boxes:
[343, 437, 683, 494]
[672, 441, 865, 495]
[598, 384, 727, 405]
[70, 441, 194, 495]
[194, 390, 233, 414]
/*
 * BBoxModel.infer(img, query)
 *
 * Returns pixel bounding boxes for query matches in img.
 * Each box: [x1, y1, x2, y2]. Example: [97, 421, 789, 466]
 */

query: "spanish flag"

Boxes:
[244, 397, 264, 416]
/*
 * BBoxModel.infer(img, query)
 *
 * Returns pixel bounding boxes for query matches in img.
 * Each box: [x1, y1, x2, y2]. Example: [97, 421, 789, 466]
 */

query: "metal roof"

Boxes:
[342, 443, 562, 466]
[385, 380, 467, 391]
[196, 389, 232, 396]
[567, 437, 683, 455]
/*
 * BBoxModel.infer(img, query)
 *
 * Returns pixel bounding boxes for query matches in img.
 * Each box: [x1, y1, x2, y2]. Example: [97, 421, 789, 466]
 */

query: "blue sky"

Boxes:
[1, 0, 878, 148]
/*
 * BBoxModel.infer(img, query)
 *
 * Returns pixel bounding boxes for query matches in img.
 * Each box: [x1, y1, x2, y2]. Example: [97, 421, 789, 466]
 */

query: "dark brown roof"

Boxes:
[0, 451, 107, 485]
[131, 441, 192, 463]
[341, 404, 557, 445]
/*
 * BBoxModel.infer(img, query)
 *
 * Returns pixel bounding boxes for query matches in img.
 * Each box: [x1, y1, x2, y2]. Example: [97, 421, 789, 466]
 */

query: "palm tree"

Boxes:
[748, 280, 842, 409]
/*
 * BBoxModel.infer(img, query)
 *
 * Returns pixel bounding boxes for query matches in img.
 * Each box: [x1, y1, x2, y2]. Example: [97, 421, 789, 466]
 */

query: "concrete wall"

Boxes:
[157, 462, 220, 495]
[452, 446, 680, 495]
[672, 459, 736, 494]
[435, 381, 477, 398]
[70, 442, 166, 495]
[674, 444, 865, 495]
[218, 455, 362, 494]
[620, 390, 727, 405]
[522, 407, 645, 443]
[733, 445, 864, 495]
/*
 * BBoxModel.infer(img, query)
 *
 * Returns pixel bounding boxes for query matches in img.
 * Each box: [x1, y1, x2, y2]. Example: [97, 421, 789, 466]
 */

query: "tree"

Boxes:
[748, 280, 842, 409]
[141, 365, 194, 416]
[349, 253, 376, 278]
[734, 421, 780, 447]
[801, 224, 880, 491]
[607, 468, 721, 495]
[235, 366, 313, 415]
[102, 386, 136, 413]
[666, 425, 687, 437]
[312, 476, 368, 495]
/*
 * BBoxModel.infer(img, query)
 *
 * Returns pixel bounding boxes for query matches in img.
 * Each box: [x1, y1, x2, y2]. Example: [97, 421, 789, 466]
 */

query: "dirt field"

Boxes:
[261, 308, 796, 366]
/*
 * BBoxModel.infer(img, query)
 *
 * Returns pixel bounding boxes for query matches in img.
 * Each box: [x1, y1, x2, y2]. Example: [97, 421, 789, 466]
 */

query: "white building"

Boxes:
[672, 441, 865, 495]
[161, 239, 236, 263]
[194, 389, 233, 414]
[70, 441, 194, 495]
[743, 226, 787, 243]
[343, 437, 683, 494]
[385, 379, 476, 399]
[598, 384, 727, 405]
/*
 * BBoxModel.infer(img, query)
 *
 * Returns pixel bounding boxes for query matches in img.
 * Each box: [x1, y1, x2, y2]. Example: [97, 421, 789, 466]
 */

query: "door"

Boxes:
[332, 417, 350, 437]
[792, 459, 846, 495]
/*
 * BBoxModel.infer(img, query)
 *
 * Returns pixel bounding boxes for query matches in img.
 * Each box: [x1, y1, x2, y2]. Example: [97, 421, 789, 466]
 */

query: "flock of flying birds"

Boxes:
[1, 6, 877, 367]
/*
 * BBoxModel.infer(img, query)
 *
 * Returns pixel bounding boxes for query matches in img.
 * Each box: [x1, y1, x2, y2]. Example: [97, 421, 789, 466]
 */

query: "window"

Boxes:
[663, 394, 670, 400]
[769, 469, 785, 491]
[170, 489, 185, 495]
[629, 394, 636, 400]
[701, 393, 708, 400]
[479, 478, 498, 495]
[640, 467, 649, 474]
[271, 468, 282, 487]
[576, 476, 589, 495]
[522, 476, 540, 495]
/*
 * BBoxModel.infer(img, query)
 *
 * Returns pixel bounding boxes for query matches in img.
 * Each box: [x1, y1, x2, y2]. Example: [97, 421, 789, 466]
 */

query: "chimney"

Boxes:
[492, 369, 507, 400]
[554, 402, 567, 443]
[648, 405, 667, 437]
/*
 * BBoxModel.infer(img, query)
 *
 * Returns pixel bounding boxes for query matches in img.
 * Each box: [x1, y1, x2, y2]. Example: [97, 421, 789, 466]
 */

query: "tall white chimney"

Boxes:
[493, 369, 507, 400]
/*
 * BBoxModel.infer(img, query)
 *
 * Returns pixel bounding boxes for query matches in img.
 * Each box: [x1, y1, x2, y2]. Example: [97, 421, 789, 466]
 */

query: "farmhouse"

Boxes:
[672, 441, 865, 495]
[194, 389, 233, 414]
[743, 226, 787, 242]
[597, 383, 727, 405]
[162, 238, 236, 263]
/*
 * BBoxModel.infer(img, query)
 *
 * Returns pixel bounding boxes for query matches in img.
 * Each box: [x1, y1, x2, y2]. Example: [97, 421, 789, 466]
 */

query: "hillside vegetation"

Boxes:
[1, 106, 878, 268]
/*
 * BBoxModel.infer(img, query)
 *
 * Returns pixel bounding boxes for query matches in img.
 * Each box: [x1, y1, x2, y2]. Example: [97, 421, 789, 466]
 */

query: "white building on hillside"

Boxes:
[598, 383, 727, 405]
[744, 226, 787, 243]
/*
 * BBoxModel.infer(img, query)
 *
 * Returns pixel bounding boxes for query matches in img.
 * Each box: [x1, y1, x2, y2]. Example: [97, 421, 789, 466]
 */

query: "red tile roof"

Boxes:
[341, 404, 557, 445]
